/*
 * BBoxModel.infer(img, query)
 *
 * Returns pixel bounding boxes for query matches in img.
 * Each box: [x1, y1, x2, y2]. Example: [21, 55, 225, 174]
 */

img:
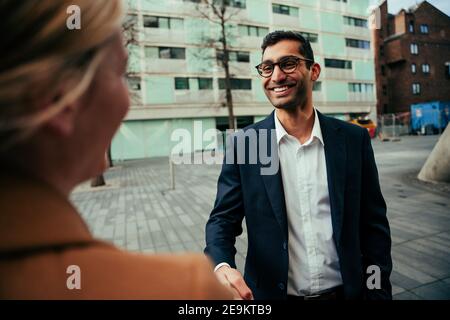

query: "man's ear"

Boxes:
[310, 63, 321, 81]
[42, 94, 78, 137]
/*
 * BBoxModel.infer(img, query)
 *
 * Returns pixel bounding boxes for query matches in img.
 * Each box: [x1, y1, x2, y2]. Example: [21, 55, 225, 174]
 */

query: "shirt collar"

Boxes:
[274, 107, 324, 146]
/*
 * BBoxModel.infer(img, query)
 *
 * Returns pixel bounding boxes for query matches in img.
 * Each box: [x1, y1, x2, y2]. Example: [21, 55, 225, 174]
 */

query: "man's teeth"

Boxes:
[273, 86, 289, 92]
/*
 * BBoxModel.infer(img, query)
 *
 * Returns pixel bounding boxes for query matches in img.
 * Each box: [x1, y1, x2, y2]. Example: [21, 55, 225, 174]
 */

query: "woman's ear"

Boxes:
[42, 93, 78, 137]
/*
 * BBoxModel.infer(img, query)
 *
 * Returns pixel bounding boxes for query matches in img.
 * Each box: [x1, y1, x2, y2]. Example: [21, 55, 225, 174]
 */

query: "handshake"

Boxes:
[215, 265, 254, 300]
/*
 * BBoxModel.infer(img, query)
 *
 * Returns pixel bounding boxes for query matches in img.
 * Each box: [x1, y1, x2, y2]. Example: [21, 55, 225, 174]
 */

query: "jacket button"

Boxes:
[283, 242, 287, 250]
[278, 282, 285, 290]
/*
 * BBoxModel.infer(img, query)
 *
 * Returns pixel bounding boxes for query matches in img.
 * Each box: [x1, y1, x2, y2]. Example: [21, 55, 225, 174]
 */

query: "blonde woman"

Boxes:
[0, 0, 233, 299]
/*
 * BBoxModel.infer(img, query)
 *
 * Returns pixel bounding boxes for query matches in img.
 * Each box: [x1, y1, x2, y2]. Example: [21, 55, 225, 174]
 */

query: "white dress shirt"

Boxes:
[215, 108, 342, 296]
[275, 108, 342, 296]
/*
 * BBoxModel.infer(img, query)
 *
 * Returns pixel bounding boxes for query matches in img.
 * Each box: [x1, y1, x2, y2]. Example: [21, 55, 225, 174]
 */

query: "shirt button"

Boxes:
[283, 242, 287, 250]
[278, 282, 285, 290]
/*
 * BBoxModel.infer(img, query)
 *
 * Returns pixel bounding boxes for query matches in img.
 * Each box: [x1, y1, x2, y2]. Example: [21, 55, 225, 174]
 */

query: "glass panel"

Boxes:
[258, 27, 269, 37]
[159, 47, 171, 59]
[198, 78, 213, 90]
[170, 18, 184, 30]
[237, 51, 250, 62]
[249, 26, 258, 37]
[145, 46, 159, 58]
[290, 7, 299, 16]
[171, 48, 186, 59]
[128, 78, 141, 91]
[238, 25, 248, 36]
[175, 77, 189, 90]
[280, 5, 290, 15]
[159, 17, 169, 29]
[144, 16, 159, 28]
[313, 82, 321, 91]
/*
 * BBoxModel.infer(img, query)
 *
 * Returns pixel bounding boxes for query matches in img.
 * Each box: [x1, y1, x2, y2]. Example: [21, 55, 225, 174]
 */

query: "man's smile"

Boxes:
[267, 83, 296, 97]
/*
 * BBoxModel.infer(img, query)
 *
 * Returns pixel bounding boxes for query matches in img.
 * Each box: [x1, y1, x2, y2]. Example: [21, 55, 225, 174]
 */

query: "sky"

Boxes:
[369, 0, 450, 16]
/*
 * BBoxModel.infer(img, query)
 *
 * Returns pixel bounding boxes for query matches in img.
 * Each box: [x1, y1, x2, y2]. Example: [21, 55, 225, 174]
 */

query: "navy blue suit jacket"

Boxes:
[205, 111, 392, 300]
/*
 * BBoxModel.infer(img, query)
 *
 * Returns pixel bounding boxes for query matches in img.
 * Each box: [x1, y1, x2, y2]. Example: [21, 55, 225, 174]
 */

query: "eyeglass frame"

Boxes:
[255, 55, 314, 78]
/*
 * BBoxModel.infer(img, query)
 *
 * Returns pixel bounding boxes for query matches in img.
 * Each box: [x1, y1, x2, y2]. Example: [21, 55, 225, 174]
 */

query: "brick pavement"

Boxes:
[71, 135, 450, 300]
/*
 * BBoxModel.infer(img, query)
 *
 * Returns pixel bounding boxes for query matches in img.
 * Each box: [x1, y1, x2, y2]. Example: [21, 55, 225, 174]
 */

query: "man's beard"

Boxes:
[271, 81, 308, 112]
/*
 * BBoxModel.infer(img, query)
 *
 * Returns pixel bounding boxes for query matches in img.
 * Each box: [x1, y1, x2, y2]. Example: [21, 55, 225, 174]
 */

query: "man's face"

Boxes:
[261, 40, 314, 111]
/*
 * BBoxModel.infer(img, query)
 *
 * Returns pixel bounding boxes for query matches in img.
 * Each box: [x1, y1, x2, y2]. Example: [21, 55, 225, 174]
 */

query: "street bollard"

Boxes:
[169, 156, 175, 190]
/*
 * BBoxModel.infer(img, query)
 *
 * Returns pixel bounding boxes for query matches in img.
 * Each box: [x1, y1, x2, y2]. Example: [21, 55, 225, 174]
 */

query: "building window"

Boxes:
[343, 16, 368, 28]
[410, 43, 419, 55]
[325, 58, 352, 69]
[446, 62, 450, 78]
[420, 24, 429, 34]
[422, 64, 430, 74]
[345, 38, 370, 49]
[300, 32, 319, 43]
[159, 47, 186, 59]
[409, 21, 415, 33]
[143, 16, 184, 29]
[348, 83, 374, 93]
[216, 50, 250, 63]
[128, 77, 141, 91]
[218, 78, 252, 90]
[238, 24, 269, 37]
[313, 81, 322, 91]
[412, 83, 421, 95]
[272, 3, 299, 16]
[198, 77, 213, 90]
[411, 63, 417, 74]
[175, 77, 190, 90]
[211, 0, 246, 9]
[382, 85, 387, 95]
[381, 65, 386, 76]
[380, 45, 384, 56]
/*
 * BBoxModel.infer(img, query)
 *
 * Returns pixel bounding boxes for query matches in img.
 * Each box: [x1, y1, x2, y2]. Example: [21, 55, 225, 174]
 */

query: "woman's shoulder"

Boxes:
[59, 241, 233, 300]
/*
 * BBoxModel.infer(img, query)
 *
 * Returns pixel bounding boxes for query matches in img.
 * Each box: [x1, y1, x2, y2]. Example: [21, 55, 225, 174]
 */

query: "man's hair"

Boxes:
[261, 30, 315, 69]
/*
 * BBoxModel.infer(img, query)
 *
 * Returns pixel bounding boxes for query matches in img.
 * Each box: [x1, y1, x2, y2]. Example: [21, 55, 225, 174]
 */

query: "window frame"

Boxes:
[412, 83, 421, 95]
[174, 77, 190, 90]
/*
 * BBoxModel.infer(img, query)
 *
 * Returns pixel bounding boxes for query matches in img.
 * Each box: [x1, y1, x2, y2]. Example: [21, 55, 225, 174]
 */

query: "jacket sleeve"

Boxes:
[204, 136, 245, 269]
[360, 129, 393, 300]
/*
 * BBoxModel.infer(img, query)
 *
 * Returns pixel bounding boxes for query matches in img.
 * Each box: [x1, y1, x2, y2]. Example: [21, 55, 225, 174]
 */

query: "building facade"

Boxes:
[112, 0, 377, 160]
[373, 0, 450, 115]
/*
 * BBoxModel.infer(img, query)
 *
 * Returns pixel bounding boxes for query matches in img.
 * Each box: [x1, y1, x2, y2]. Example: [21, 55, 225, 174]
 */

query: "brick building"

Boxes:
[373, 0, 450, 115]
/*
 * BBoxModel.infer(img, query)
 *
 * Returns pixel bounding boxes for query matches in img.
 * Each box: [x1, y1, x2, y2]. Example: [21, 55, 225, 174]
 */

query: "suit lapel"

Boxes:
[258, 112, 288, 239]
[318, 112, 346, 247]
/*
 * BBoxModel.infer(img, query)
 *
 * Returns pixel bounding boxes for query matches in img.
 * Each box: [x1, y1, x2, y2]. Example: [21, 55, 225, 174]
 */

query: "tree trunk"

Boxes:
[107, 145, 113, 168]
[91, 152, 109, 187]
[418, 125, 450, 183]
[91, 174, 106, 187]
[220, 17, 235, 130]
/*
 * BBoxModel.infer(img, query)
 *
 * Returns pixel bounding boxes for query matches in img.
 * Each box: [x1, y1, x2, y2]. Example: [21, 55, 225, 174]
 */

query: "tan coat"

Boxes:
[0, 172, 233, 300]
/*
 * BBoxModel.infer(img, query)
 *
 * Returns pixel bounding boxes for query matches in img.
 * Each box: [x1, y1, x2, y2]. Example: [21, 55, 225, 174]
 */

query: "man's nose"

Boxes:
[271, 64, 287, 83]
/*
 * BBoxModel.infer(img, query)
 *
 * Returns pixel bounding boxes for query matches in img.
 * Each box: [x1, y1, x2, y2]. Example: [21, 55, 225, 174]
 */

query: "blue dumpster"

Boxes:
[411, 101, 450, 134]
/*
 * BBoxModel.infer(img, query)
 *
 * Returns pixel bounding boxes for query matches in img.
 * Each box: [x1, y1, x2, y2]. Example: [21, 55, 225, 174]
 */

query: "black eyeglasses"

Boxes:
[255, 56, 314, 78]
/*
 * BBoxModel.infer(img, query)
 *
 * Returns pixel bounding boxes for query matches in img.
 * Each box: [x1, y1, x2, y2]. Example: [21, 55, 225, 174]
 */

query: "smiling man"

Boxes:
[205, 31, 392, 300]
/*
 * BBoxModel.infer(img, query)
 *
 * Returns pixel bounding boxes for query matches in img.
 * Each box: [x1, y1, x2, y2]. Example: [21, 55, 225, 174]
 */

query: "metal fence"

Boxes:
[377, 109, 449, 140]
[377, 112, 411, 140]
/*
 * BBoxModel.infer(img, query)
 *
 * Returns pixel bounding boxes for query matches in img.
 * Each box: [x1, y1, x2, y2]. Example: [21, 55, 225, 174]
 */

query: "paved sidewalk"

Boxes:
[71, 135, 450, 300]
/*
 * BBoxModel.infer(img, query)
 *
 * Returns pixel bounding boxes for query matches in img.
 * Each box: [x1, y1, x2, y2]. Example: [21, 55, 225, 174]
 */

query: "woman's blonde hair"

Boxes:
[0, 0, 124, 151]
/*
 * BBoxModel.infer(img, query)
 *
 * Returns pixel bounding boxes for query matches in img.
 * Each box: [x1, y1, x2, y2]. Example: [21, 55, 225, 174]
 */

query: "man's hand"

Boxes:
[215, 265, 254, 300]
